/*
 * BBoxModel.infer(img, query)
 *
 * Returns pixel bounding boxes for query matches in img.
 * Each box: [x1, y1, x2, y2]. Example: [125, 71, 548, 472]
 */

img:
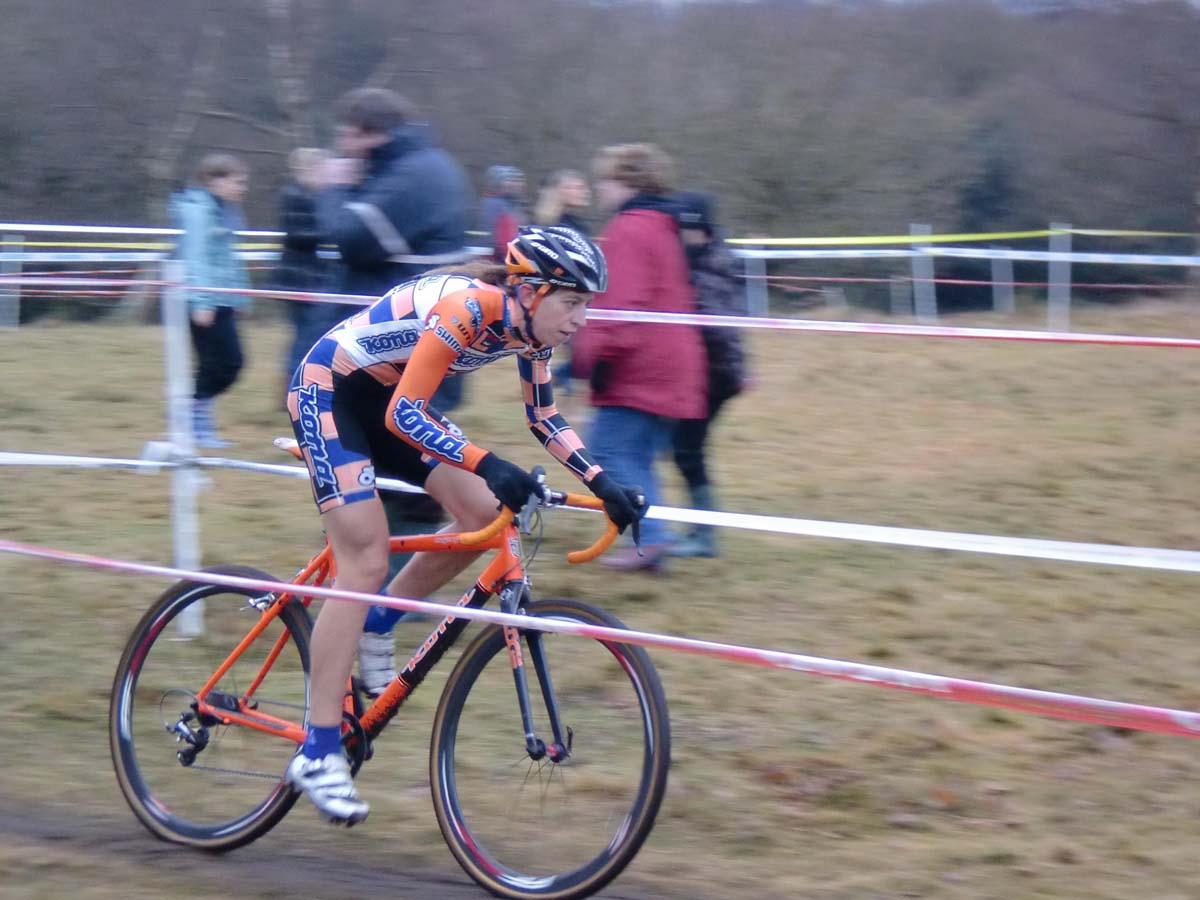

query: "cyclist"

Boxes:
[284, 225, 647, 824]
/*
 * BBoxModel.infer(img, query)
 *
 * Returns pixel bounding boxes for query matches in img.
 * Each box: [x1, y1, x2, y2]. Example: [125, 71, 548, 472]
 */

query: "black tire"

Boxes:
[430, 598, 670, 900]
[109, 565, 312, 851]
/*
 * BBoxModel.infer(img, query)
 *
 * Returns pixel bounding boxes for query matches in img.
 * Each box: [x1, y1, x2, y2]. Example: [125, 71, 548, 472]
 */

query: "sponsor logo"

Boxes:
[434, 324, 463, 352]
[296, 385, 338, 494]
[358, 465, 375, 488]
[409, 588, 474, 667]
[452, 350, 494, 370]
[355, 328, 420, 356]
[392, 396, 468, 462]
[503, 626, 524, 669]
[464, 297, 484, 329]
[425, 313, 440, 332]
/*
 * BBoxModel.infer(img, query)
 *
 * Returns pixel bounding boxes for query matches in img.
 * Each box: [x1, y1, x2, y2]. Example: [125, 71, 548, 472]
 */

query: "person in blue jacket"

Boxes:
[170, 154, 251, 448]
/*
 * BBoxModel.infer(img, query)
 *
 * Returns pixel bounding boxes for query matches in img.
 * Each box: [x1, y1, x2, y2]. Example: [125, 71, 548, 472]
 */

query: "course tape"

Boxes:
[728, 229, 1192, 247]
[4, 449, 1200, 573]
[0, 241, 283, 251]
[584, 308, 1200, 348]
[2, 222, 1188, 245]
[6, 275, 1200, 347]
[728, 229, 1059, 247]
[929, 247, 1200, 266]
[2, 536, 1199, 739]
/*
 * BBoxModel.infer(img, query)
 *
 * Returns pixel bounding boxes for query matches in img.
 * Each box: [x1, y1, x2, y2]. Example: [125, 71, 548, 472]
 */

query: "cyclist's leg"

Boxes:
[310, 498, 391, 726]
[382, 462, 496, 601]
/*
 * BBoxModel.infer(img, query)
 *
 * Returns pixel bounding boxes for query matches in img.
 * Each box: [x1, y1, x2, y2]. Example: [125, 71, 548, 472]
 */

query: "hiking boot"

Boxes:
[601, 543, 671, 573]
[358, 630, 396, 698]
[192, 399, 233, 449]
[668, 528, 717, 558]
[670, 485, 718, 557]
[286, 751, 369, 825]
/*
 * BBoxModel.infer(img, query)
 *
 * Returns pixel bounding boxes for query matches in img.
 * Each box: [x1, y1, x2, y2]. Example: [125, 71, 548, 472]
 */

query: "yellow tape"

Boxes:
[726, 228, 1193, 246]
[726, 230, 1056, 246]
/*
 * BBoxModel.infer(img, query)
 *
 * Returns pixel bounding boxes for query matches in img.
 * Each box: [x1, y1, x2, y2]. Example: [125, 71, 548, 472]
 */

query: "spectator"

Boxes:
[170, 153, 251, 448]
[570, 143, 707, 572]
[477, 165, 526, 261]
[313, 86, 472, 333]
[669, 192, 748, 558]
[533, 168, 592, 232]
[312, 85, 474, 682]
[534, 169, 594, 396]
[275, 147, 330, 401]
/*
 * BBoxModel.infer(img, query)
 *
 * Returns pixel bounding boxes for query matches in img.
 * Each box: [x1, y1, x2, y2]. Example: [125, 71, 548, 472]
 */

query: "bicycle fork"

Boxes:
[499, 582, 572, 763]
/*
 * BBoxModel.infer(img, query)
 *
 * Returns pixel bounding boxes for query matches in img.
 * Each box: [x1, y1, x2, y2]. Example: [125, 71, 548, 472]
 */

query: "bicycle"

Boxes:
[108, 451, 671, 900]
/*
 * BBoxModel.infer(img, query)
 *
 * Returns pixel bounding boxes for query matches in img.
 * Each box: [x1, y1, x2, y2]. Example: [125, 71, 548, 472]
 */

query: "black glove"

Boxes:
[587, 471, 647, 534]
[475, 453, 542, 513]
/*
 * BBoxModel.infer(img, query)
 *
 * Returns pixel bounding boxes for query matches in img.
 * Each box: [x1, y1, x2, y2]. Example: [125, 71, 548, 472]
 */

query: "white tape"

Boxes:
[584, 308, 1200, 349]
[2, 449, 1198, 573]
[930, 247, 1200, 266]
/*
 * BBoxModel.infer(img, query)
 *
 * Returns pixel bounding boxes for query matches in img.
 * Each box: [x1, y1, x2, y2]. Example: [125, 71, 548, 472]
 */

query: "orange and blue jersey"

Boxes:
[287, 273, 600, 511]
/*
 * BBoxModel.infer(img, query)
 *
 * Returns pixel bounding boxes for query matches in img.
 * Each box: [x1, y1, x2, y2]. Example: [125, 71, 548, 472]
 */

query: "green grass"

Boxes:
[2, 298, 1200, 898]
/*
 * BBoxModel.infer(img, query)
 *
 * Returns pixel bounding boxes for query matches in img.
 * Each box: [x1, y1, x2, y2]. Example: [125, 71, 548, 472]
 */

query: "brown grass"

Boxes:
[2, 297, 1200, 898]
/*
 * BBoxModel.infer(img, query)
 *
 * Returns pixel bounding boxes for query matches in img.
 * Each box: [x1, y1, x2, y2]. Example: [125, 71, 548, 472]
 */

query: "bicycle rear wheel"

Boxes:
[109, 565, 311, 851]
[430, 598, 670, 900]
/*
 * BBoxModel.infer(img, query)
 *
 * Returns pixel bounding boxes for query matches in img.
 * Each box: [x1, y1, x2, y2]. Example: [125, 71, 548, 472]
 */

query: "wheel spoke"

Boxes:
[110, 572, 311, 850]
[431, 599, 670, 896]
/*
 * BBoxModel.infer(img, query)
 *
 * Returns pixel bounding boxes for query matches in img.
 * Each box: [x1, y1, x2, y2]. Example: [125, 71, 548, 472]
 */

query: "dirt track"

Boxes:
[0, 797, 666, 900]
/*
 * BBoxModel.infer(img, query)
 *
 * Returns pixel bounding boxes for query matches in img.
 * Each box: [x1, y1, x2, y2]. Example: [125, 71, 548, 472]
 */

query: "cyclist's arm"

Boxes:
[384, 319, 489, 472]
[518, 352, 603, 484]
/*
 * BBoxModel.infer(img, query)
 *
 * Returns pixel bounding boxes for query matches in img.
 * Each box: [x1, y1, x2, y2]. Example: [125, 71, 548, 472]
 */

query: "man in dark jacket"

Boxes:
[312, 87, 474, 679]
[318, 88, 471, 295]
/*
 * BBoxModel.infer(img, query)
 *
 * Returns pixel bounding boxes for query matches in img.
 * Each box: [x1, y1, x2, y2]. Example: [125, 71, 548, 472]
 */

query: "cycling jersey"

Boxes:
[287, 273, 600, 511]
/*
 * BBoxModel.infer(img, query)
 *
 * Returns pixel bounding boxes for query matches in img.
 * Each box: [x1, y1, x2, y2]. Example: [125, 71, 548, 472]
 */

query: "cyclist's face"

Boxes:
[531, 289, 591, 347]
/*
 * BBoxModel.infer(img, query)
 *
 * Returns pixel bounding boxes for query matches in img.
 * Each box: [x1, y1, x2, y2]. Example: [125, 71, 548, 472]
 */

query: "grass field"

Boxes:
[2, 298, 1200, 899]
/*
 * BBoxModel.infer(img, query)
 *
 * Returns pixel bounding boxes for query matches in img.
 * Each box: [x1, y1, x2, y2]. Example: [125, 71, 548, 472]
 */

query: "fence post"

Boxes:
[744, 247, 768, 317]
[162, 258, 204, 636]
[889, 275, 912, 317]
[1, 233, 23, 328]
[991, 248, 1015, 314]
[1047, 222, 1071, 331]
[910, 224, 937, 323]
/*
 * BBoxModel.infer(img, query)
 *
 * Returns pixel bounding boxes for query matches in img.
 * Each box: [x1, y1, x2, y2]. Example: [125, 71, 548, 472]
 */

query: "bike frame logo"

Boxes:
[392, 396, 468, 463]
[296, 385, 339, 499]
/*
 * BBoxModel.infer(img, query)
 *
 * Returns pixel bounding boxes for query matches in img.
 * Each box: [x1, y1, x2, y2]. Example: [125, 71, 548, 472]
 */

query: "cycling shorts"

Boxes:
[286, 370, 459, 513]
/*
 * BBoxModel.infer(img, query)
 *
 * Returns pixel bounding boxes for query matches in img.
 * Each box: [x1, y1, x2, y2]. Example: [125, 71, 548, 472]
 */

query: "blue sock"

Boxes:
[302, 724, 343, 759]
[363, 604, 406, 633]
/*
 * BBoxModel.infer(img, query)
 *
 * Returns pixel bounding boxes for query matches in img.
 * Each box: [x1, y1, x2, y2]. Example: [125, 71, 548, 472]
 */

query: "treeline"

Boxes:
[1, 0, 1197, 247]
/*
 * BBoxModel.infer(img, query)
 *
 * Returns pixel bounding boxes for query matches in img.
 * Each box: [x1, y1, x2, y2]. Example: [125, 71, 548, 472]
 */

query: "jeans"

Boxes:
[190, 306, 243, 400]
[587, 406, 675, 546]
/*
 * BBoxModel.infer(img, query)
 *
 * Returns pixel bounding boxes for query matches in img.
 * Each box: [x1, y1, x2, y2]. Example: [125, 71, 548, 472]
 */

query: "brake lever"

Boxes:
[519, 466, 548, 534]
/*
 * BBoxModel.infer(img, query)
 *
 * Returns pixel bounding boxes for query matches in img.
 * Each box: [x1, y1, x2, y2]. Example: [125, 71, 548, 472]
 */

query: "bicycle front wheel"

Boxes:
[109, 565, 312, 851]
[430, 598, 670, 900]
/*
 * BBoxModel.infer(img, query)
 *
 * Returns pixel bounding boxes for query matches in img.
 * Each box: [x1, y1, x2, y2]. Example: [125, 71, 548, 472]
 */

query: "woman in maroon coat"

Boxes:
[571, 143, 707, 571]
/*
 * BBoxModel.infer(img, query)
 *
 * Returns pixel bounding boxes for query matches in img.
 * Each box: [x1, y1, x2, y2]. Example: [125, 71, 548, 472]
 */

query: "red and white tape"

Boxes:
[5, 275, 1199, 348]
[3, 535, 1200, 739]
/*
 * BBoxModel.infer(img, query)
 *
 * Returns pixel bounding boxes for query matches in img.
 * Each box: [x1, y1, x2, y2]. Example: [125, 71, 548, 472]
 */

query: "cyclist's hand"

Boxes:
[475, 453, 542, 514]
[587, 472, 647, 534]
